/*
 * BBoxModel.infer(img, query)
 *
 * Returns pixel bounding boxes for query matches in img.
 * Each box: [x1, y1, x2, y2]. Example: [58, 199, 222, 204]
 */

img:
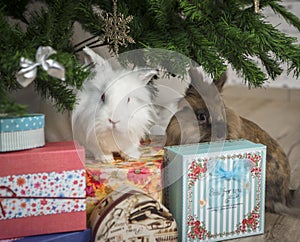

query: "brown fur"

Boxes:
[165, 68, 291, 213]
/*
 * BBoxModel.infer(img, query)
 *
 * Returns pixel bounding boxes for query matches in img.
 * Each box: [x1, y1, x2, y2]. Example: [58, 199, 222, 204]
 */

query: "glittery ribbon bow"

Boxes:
[0, 186, 17, 218]
[16, 46, 65, 87]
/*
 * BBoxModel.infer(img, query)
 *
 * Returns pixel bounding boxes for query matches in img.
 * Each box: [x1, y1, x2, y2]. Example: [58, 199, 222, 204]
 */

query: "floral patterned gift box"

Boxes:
[164, 140, 266, 241]
[0, 141, 86, 240]
[0, 114, 45, 152]
[85, 135, 165, 219]
[85, 158, 163, 219]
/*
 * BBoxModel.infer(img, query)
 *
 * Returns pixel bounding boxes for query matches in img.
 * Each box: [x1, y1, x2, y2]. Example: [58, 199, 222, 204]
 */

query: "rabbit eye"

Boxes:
[197, 112, 207, 123]
[101, 93, 105, 103]
[127, 97, 130, 103]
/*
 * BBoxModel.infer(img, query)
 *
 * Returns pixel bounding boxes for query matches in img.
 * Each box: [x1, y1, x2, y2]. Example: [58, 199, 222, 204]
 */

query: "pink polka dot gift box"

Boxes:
[0, 141, 86, 240]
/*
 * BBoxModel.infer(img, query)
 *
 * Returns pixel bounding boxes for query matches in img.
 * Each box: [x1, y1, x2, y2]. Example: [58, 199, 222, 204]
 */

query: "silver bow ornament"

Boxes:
[16, 46, 65, 87]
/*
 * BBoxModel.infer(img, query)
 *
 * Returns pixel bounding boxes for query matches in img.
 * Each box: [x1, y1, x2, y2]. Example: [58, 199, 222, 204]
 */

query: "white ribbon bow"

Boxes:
[16, 46, 65, 87]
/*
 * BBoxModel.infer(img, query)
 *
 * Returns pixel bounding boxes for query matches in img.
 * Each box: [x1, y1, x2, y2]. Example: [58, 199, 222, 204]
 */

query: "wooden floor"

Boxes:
[223, 86, 300, 242]
[230, 213, 300, 242]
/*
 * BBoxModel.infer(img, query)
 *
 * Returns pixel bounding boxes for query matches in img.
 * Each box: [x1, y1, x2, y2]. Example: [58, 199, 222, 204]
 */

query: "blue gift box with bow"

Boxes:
[164, 140, 266, 241]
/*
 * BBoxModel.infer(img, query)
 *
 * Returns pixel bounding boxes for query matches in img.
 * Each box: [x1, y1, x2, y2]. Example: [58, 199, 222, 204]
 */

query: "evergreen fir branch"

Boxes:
[185, 22, 227, 79]
[1, 0, 30, 24]
[259, 52, 283, 80]
[268, 1, 300, 33]
[0, 10, 27, 51]
[24, 1, 74, 52]
[0, 99, 28, 116]
[53, 52, 90, 89]
[178, 0, 203, 22]
[232, 55, 267, 87]
[284, 47, 300, 79]
[1, 1, 89, 111]
[0, 12, 28, 92]
[74, 1, 104, 36]
[148, 0, 177, 31]
[211, 15, 260, 56]
[34, 74, 76, 111]
[198, 9, 267, 85]
[116, 0, 226, 78]
[121, 0, 265, 83]
[1, 0, 300, 112]
[203, 3, 300, 84]
[236, 8, 300, 79]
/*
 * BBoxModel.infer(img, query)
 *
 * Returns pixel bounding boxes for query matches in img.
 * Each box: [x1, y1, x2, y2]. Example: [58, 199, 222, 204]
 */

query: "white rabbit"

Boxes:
[72, 47, 158, 162]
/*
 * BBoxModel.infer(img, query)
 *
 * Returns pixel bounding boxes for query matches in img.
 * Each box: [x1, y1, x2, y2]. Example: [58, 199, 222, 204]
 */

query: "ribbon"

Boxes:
[210, 159, 252, 181]
[0, 186, 17, 218]
[207, 159, 253, 209]
[16, 46, 65, 87]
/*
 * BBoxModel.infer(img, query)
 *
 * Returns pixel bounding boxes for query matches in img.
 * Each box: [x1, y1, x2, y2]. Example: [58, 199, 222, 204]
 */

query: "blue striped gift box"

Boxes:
[164, 140, 266, 241]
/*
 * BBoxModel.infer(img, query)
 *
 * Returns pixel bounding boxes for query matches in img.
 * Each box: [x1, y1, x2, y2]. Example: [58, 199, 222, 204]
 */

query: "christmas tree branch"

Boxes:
[0, 1, 89, 111]
[1, 0, 300, 112]
[268, 1, 300, 33]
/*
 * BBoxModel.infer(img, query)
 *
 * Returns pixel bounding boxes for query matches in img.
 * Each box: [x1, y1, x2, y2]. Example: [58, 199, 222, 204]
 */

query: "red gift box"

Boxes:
[0, 141, 86, 240]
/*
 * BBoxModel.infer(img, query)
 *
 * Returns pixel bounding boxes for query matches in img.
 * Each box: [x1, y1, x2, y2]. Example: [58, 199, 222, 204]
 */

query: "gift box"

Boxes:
[13, 229, 91, 242]
[86, 158, 163, 218]
[164, 140, 266, 241]
[89, 185, 178, 241]
[0, 141, 86, 240]
[0, 114, 45, 152]
[86, 135, 164, 218]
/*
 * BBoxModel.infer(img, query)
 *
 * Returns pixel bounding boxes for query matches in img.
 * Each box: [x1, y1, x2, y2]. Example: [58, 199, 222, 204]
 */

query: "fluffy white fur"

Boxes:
[72, 47, 158, 162]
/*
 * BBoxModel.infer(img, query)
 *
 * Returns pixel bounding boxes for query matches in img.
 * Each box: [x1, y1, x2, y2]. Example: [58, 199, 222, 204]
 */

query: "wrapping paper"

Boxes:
[89, 186, 178, 241]
[0, 114, 45, 152]
[0, 141, 86, 239]
[86, 135, 165, 218]
[164, 140, 266, 241]
[86, 159, 163, 218]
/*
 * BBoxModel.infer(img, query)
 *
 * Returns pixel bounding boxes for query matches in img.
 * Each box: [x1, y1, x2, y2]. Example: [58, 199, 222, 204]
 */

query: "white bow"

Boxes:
[16, 46, 65, 87]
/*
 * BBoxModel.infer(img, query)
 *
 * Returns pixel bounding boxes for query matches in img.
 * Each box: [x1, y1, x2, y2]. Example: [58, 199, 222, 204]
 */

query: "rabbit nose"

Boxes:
[108, 118, 120, 125]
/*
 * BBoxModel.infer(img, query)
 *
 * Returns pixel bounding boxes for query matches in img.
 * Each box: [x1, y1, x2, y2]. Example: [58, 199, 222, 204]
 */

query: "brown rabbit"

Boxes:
[165, 68, 293, 214]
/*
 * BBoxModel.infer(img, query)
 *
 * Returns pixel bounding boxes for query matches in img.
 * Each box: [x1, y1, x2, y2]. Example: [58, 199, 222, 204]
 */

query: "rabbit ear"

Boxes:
[189, 67, 227, 93]
[140, 69, 158, 85]
[188, 67, 204, 85]
[213, 71, 227, 92]
[83, 46, 107, 67]
[188, 67, 210, 93]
